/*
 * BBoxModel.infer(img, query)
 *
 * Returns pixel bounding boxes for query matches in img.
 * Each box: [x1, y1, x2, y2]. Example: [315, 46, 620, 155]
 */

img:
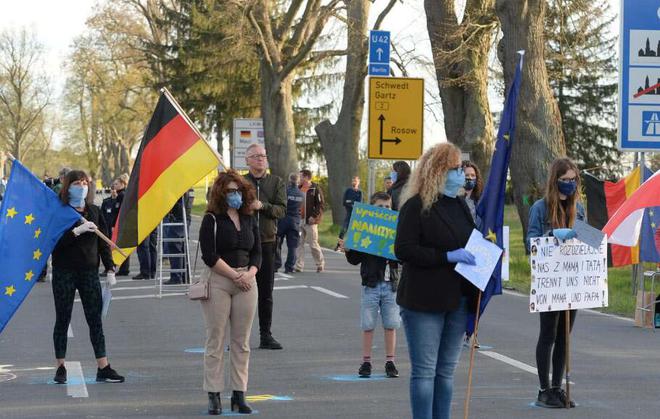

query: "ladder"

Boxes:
[156, 196, 192, 297]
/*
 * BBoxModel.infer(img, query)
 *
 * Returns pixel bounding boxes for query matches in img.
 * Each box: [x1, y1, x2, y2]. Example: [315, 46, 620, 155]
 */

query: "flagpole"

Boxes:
[564, 309, 571, 408]
[159, 87, 228, 172]
[463, 291, 482, 419]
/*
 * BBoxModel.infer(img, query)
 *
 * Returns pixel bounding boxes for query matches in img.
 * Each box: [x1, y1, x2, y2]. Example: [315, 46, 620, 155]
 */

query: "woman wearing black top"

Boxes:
[199, 170, 261, 415]
[51, 170, 124, 385]
[395, 143, 479, 419]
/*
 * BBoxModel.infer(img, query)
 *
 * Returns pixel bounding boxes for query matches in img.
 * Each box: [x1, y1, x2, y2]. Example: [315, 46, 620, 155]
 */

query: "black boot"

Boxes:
[207, 392, 221, 415]
[231, 390, 252, 414]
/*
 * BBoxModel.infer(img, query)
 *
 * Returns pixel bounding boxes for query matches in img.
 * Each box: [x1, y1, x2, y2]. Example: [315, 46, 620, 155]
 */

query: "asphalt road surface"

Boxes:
[1, 216, 659, 418]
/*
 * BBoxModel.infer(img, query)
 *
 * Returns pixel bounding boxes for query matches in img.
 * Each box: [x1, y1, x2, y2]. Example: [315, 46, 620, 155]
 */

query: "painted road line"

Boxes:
[480, 351, 574, 384]
[75, 293, 186, 302]
[310, 286, 349, 299]
[116, 279, 156, 283]
[64, 361, 88, 398]
[109, 286, 157, 292]
[274, 285, 308, 290]
[67, 324, 73, 338]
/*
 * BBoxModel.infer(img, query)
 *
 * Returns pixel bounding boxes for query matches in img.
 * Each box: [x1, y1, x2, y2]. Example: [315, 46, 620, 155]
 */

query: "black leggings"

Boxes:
[52, 268, 106, 359]
[536, 310, 577, 389]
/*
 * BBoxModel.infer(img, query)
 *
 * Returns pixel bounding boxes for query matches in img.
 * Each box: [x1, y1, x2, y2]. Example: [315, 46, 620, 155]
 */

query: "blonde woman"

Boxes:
[394, 143, 479, 419]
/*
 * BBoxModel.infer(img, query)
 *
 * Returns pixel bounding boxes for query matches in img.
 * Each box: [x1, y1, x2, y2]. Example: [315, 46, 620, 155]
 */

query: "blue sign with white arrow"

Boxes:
[369, 30, 390, 76]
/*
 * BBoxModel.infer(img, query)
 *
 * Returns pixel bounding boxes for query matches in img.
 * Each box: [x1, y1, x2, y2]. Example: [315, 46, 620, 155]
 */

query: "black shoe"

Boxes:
[116, 271, 130, 276]
[208, 392, 222, 415]
[385, 361, 399, 378]
[552, 387, 576, 408]
[54, 365, 67, 384]
[132, 273, 148, 280]
[96, 364, 124, 383]
[259, 335, 283, 350]
[231, 391, 252, 414]
[284, 268, 294, 274]
[358, 361, 372, 377]
[536, 389, 563, 408]
[164, 279, 182, 285]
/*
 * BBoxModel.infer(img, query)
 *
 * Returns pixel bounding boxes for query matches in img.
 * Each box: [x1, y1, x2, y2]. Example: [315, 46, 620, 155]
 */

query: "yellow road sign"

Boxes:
[368, 77, 424, 160]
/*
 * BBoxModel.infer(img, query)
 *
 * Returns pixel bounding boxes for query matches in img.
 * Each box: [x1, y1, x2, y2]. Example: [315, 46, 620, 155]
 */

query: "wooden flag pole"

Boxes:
[463, 291, 482, 419]
[159, 87, 228, 172]
[564, 309, 571, 408]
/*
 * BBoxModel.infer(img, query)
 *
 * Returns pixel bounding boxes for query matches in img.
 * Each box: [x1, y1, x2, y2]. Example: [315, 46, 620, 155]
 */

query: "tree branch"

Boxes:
[373, 0, 399, 30]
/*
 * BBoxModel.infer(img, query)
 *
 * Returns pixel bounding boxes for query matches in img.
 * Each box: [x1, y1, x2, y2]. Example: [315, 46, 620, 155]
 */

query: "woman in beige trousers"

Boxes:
[199, 170, 261, 415]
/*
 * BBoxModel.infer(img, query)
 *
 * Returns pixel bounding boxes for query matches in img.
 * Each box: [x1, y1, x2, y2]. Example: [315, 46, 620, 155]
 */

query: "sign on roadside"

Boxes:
[232, 118, 264, 170]
[368, 30, 390, 76]
[368, 77, 424, 160]
[619, 0, 660, 150]
[529, 236, 608, 312]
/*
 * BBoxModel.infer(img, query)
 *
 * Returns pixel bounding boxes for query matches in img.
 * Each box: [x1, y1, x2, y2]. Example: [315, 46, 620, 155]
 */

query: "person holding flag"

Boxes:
[394, 142, 479, 419]
[526, 157, 584, 408]
[51, 170, 124, 384]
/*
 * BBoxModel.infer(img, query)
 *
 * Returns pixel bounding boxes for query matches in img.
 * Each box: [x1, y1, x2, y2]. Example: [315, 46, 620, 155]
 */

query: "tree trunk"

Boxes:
[315, 0, 369, 226]
[259, 63, 298, 180]
[496, 0, 566, 238]
[425, 0, 496, 174]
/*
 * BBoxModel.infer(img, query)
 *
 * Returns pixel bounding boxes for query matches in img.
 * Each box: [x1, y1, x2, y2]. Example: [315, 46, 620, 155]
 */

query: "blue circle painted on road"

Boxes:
[45, 377, 97, 385]
[323, 374, 388, 382]
[202, 410, 259, 416]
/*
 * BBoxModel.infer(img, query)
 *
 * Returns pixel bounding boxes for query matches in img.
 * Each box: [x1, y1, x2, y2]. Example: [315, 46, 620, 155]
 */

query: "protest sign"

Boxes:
[344, 202, 398, 260]
[455, 229, 503, 291]
[529, 236, 608, 312]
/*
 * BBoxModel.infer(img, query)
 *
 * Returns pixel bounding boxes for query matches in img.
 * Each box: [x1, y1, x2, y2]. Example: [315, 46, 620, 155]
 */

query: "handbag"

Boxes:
[189, 213, 216, 301]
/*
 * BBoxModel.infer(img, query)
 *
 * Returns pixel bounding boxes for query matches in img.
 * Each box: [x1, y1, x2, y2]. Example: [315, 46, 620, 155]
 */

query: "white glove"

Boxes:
[73, 221, 97, 236]
[106, 271, 116, 287]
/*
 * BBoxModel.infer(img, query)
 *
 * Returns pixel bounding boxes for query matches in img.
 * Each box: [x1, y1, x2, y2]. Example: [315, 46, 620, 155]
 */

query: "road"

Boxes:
[1, 217, 659, 418]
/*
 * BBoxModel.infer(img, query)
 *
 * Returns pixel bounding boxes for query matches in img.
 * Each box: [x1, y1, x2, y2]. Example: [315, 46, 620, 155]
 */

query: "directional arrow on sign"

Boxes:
[376, 48, 384, 61]
[378, 114, 402, 155]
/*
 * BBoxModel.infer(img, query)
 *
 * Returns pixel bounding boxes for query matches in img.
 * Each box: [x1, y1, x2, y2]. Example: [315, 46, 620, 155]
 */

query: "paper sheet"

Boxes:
[455, 229, 503, 291]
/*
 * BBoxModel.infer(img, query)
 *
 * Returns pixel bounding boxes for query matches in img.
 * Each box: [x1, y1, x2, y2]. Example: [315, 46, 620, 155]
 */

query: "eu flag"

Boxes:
[467, 52, 524, 334]
[0, 160, 81, 334]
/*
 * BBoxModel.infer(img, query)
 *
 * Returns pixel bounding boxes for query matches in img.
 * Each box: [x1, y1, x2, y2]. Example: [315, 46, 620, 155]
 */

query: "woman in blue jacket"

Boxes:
[526, 157, 585, 409]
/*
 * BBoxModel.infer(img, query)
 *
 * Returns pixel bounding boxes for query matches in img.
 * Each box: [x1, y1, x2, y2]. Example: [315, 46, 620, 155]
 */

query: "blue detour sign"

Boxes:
[369, 30, 390, 76]
[343, 202, 398, 260]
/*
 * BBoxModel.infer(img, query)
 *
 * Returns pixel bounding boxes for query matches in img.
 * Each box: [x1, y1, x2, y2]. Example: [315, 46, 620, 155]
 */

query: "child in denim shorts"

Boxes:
[342, 192, 401, 378]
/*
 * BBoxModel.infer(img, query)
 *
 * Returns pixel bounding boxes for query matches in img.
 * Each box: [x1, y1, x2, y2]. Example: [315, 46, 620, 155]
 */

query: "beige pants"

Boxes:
[295, 223, 324, 271]
[201, 268, 257, 392]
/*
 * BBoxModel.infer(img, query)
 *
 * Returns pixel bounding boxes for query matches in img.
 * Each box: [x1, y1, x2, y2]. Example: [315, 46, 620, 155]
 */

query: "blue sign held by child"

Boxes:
[343, 202, 398, 260]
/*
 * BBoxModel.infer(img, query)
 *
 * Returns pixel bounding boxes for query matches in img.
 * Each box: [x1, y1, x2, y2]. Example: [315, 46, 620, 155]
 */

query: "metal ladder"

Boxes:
[156, 197, 192, 297]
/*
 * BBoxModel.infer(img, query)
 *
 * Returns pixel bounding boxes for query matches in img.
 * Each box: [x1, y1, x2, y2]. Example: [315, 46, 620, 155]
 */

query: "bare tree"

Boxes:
[315, 0, 399, 226]
[247, 0, 343, 178]
[424, 0, 498, 173]
[496, 0, 565, 234]
[0, 28, 50, 161]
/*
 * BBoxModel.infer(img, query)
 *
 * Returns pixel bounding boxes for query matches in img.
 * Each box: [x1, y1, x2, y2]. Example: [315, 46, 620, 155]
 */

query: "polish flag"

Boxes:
[603, 170, 660, 246]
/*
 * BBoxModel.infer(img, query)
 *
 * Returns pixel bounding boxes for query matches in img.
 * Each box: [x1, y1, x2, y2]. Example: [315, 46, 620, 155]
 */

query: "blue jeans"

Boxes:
[361, 282, 401, 330]
[401, 298, 468, 419]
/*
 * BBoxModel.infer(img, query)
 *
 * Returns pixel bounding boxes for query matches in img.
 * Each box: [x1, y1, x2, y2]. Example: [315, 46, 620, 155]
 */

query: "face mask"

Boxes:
[68, 185, 88, 207]
[557, 179, 577, 196]
[464, 179, 476, 191]
[227, 191, 243, 209]
[390, 171, 398, 184]
[444, 169, 465, 198]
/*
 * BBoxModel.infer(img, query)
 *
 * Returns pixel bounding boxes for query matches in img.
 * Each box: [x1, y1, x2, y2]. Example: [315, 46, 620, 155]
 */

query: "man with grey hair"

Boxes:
[244, 144, 287, 350]
[275, 172, 304, 274]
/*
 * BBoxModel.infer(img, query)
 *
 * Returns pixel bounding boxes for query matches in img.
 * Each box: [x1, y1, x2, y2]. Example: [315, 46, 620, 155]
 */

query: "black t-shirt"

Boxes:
[199, 212, 262, 269]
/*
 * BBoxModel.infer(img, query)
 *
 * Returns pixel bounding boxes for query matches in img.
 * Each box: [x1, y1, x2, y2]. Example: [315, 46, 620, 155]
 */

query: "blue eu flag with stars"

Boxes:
[0, 160, 81, 334]
[467, 52, 524, 334]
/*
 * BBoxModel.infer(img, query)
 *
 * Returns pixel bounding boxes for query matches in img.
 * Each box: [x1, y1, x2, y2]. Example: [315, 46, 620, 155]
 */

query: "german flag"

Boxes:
[583, 167, 641, 267]
[111, 91, 221, 265]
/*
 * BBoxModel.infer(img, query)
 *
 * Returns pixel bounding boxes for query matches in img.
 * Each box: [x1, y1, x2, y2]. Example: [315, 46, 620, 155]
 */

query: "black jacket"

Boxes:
[245, 172, 286, 243]
[388, 179, 407, 211]
[301, 181, 324, 225]
[345, 249, 399, 291]
[394, 194, 479, 313]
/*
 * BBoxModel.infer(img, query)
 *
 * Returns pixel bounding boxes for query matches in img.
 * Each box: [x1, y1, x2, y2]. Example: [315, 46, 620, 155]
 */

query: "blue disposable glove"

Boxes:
[552, 228, 577, 241]
[446, 249, 476, 265]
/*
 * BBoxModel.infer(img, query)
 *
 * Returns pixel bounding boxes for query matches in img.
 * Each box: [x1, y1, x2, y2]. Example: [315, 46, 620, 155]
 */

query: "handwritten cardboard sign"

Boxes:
[344, 202, 398, 260]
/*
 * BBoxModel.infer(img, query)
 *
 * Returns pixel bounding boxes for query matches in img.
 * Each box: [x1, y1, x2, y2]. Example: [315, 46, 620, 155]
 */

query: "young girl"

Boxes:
[527, 157, 585, 408]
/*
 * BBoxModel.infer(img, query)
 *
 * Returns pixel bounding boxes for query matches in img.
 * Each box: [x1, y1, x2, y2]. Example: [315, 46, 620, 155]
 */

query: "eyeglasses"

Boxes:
[225, 188, 240, 194]
[247, 154, 267, 160]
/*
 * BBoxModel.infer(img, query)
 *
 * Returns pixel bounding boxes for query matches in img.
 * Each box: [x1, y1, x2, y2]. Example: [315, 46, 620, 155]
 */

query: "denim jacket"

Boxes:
[526, 198, 586, 252]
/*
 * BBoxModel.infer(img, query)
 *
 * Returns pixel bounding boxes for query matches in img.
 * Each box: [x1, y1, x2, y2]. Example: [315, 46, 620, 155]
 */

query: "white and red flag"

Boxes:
[603, 170, 660, 246]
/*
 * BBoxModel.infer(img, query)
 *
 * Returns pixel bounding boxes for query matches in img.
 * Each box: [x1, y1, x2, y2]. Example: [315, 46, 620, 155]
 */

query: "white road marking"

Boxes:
[276, 272, 294, 279]
[274, 285, 308, 290]
[109, 286, 156, 291]
[480, 351, 573, 384]
[75, 293, 186, 302]
[67, 324, 73, 338]
[310, 286, 349, 299]
[115, 279, 155, 283]
[65, 361, 88, 398]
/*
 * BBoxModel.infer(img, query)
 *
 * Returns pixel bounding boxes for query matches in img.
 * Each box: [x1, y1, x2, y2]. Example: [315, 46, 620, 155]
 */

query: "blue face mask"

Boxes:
[557, 179, 577, 196]
[390, 171, 398, 184]
[68, 185, 88, 208]
[227, 191, 243, 209]
[464, 179, 476, 191]
[444, 168, 465, 198]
